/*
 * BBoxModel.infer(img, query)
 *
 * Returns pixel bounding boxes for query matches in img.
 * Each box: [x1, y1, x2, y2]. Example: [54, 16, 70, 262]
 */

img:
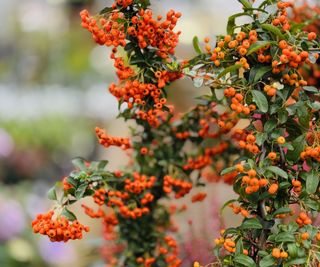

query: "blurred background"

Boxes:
[0, 0, 277, 266]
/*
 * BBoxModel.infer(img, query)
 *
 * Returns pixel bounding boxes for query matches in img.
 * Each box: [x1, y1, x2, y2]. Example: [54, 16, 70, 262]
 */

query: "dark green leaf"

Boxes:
[264, 119, 277, 133]
[266, 166, 288, 179]
[306, 170, 319, 194]
[252, 90, 268, 113]
[75, 183, 88, 200]
[272, 207, 291, 216]
[259, 254, 276, 267]
[61, 208, 77, 221]
[286, 134, 306, 162]
[275, 232, 295, 242]
[247, 41, 273, 56]
[99, 6, 113, 15]
[249, 66, 272, 83]
[241, 218, 263, 229]
[234, 254, 256, 267]
[217, 64, 242, 79]
[287, 243, 298, 258]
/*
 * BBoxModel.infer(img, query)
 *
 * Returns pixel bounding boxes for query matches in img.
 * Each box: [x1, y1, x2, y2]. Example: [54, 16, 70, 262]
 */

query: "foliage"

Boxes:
[32, 0, 320, 266]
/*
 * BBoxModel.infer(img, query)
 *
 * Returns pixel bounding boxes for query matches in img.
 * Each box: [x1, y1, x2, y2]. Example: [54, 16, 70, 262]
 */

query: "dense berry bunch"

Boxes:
[32, 211, 89, 242]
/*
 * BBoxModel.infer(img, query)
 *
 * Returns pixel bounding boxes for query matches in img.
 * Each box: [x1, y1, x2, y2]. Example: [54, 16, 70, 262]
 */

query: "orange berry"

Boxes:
[268, 183, 278, 195]
[301, 232, 309, 240]
[272, 248, 281, 258]
[268, 152, 277, 160]
[247, 169, 257, 177]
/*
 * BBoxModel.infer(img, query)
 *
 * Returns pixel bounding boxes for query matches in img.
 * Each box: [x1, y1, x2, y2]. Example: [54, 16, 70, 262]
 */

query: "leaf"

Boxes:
[261, 24, 285, 39]
[75, 183, 88, 200]
[235, 238, 244, 255]
[283, 258, 306, 267]
[67, 176, 78, 187]
[192, 36, 202, 54]
[217, 64, 242, 79]
[266, 166, 288, 179]
[287, 243, 298, 258]
[303, 86, 319, 93]
[247, 41, 273, 56]
[72, 158, 87, 171]
[252, 90, 268, 113]
[220, 166, 236, 176]
[249, 66, 272, 83]
[97, 160, 109, 170]
[259, 254, 276, 267]
[238, 0, 252, 8]
[47, 187, 57, 200]
[234, 254, 256, 267]
[255, 132, 267, 146]
[306, 170, 319, 194]
[241, 218, 263, 229]
[286, 134, 306, 162]
[264, 119, 277, 133]
[99, 6, 113, 15]
[227, 12, 249, 35]
[275, 232, 295, 242]
[272, 207, 291, 216]
[61, 208, 77, 221]
[278, 109, 288, 124]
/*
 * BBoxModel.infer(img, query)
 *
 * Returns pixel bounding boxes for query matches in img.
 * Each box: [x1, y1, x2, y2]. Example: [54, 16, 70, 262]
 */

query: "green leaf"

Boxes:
[255, 132, 267, 146]
[259, 254, 276, 267]
[264, 119, 277, 133]
[275, 232, 295, 242]
[227, 13, 248, 35]
[272, 207, 291, 216]
[306, 170, 319, 194]
[261, 24, 285, 39]
[234, 254, 256, 267]
[249, 66, 272, 83]
[252, 90, 268, 113]
[286, 134, 306, 162]
[266, 166, 288, 179]
[303, 86, 319, 93]
[75, 183, 88, 200]
[192, 36, 202, 54]
[241, 218, 263, 229]
[278, 109, 288, 124]
[97, 160, 109, 170]
[238, 0, 252, 8]
[217, 64, 242, 79]
[99, 6, 113, 15]
[61, 208, 77, 221]
[247, 41, 273, 56]
[47, 187, 57, 201]
[283, 258, 306, 267]
[287, 243, 298, 258]
[220, 166, 236, 175]
[235, 238, 244, 255]
[67, 176, 78, 187]
[72, 158, 87, 170]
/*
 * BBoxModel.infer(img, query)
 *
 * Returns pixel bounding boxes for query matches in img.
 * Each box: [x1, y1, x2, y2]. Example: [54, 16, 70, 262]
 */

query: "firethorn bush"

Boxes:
[32, 0, 320, 266]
